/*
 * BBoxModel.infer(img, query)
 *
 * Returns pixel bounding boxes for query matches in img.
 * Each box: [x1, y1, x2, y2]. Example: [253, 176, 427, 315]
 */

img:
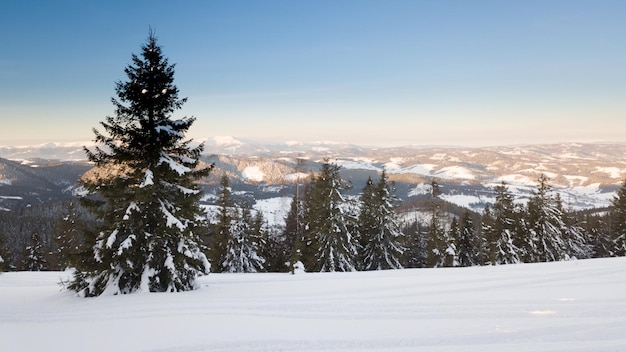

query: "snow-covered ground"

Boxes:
[1, 258, 625, 351]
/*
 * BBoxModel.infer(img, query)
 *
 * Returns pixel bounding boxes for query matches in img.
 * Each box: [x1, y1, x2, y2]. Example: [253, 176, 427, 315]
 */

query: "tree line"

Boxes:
[2, 160, 626, 276]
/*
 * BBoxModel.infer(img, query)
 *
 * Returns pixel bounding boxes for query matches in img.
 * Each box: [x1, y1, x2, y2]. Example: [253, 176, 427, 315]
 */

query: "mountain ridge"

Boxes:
[1, 139, 625, 212]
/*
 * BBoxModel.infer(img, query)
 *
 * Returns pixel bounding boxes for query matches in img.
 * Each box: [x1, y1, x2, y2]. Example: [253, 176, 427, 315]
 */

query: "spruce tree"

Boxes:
[0, 232, 7, 272]
[559, 202, 591, 259]
[456, 210, 478, 267]
[525, 174, 567, 262]
[610, 179, 626, 256]
[210, 175, 234, 272]
[359, 171, 404, 270]
[401, 219, 428, 268]
[283, 181, 307, 272]
[69, 32, 212, 296]
[487, 182, 521, 265]
[585, 213, 614, 258]
[304, 161, 357, 272]
[426, 180, 452, 267]
[53, 201, 85, 270]
[22, 232, 47, 271]
[356, 177, 377, 268]
[222, 204, 266, 273]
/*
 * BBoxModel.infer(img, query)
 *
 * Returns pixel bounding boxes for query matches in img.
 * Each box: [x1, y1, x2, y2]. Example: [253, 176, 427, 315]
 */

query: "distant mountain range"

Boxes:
[1, 138, 625, 212]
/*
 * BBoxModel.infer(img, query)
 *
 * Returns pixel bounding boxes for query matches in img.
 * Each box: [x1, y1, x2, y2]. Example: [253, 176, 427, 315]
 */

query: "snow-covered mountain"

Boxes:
[199, 142, 626, 212]
[1, 139, 625, 212]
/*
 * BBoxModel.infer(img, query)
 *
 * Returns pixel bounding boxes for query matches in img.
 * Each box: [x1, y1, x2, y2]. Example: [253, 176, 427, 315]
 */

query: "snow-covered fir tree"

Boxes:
[356, 176, 377, 268]
[609, 179, 626, 256]
[524, 174, 568, 262]
[358, 171, 405, 270]
[69, 32, 212, 296]
[283, 181, 308, 272]
[583, 213, 614, 258]
[559, 201, 591, 259]
[426, 180, 455, 267]
[211, 174, 234, 272]
[222, 203, 266, 273]
[486, 182, 521, 265]
[456, 210, 479, 267]
[53, 201, 84, 270]
[304, 161, 357, 272]
[22, 233, 47, 271]
[0, 232, 7, 272]
[401, 219, 428, 268]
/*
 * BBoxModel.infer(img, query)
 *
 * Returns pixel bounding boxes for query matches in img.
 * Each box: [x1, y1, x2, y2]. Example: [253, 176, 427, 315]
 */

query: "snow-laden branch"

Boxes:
[158, 153, 191, 175]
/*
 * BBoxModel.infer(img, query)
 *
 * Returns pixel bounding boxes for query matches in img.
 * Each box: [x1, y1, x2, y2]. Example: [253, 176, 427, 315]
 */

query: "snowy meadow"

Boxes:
[1, 257, 625, 352]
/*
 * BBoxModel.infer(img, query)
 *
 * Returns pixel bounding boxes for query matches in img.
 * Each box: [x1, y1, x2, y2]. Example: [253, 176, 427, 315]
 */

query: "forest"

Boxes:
[1, 160, 625, 274]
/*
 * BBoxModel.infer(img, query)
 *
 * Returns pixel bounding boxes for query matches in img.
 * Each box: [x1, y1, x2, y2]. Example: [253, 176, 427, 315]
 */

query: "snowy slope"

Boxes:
[1, 257, 625, 352]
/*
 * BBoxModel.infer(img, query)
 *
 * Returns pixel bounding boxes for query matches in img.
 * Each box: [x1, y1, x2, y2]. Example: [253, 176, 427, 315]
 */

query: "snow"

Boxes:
[214, 136, 243, 146]
[242, 166, 264, 182]
[408, 183, 432, 197]
[336, 159, 381, 171]
[284, 172, 310, 182]
[595, 166, 624, 179]
[139, 169, 154, 188]
[441, 194, 486, 210]
[390, 163, 436, 176]
[253, 196, 292, 227]
[158, 154, 191, 175]
[435, 165, 475, 180]
[1, 258, 625, 351]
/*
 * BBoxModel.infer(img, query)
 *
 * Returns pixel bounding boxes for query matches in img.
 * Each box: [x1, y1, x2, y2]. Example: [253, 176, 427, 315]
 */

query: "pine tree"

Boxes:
[69, 32, 212, 296]
[358, 171, 405, 270]
[584, 213, 614, 258]
[456, 210, 478, 267]
[222, 203, 265, 273]
[0, 232, 7, 272]
[22, 232, 47, 271]
[487, 182, 521, 265]
[525, 174, 567, 262]
[426, 180, 452, 267]
[559, 203, 591, 259]
[401, 219, 428, 268]
[609, 179, 626, 256]
[304, 161, 357, 272]
[210, 174, 234, 272]
[53, 201, 85, 270]
[283, 180, 308, 272]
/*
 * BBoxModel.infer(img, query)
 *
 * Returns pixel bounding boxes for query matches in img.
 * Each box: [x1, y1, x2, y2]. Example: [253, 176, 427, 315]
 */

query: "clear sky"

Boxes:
[1, 0, 625, 147]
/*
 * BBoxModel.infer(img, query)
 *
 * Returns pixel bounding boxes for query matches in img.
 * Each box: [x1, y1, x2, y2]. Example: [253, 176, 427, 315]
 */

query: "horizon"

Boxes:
[1, 135, 626, 151]
[2, 1, 626, 147]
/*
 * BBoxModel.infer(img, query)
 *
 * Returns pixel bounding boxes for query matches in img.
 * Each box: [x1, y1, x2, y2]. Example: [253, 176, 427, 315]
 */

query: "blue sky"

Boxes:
[1, 1, 625, 147]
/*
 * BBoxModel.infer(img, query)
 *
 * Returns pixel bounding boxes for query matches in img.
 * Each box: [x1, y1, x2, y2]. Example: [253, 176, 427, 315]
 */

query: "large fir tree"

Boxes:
[69, 32, 212, 296]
